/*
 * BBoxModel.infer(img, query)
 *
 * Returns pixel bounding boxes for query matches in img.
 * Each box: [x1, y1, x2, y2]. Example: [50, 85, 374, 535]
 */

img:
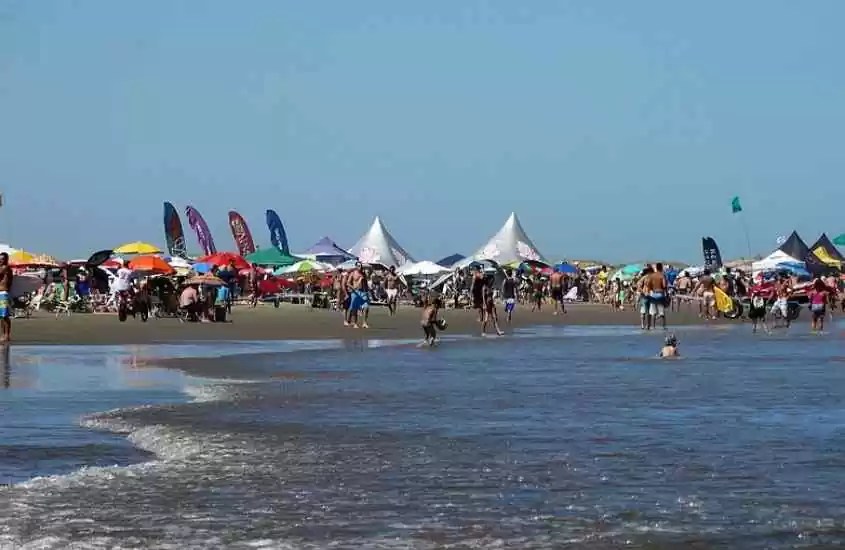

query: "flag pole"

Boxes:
[740, 212, 753, 259]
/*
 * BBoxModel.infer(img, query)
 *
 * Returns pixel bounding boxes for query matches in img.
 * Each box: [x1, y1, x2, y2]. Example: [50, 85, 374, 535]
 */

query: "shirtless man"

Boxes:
[384, 266, 402, 316]
[673, 271, 691, 312]
[333, 268, 346, 313]
[0, 253, 12, 343]
[771, 275, 792, 328]
[636, 267, 654, 330]
[501, 269, 518, 323]
[694, 269, 716, 320]
[549, 270, 565, 315]
[346, 264, 370, 329]
[645, 263, 669, 330]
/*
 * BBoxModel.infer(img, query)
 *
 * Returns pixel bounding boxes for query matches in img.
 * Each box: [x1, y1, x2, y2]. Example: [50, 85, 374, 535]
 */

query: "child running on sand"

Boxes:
[421, 297, 442, 346]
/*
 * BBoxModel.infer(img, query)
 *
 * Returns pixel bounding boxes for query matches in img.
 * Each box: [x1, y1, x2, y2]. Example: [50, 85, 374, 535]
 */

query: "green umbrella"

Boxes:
[245, 248, 300, 267]
[833, 234, 845, 246]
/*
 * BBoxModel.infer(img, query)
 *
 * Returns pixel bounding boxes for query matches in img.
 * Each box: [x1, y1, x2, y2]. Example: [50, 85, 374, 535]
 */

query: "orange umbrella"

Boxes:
[129, 255, 175, 274]
[198, 252, 250, 270]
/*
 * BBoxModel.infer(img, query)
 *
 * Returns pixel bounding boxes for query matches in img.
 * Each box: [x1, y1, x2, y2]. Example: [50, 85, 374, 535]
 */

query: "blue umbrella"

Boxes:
[555, 263, 578, 273]
[193, 262, 212, 274]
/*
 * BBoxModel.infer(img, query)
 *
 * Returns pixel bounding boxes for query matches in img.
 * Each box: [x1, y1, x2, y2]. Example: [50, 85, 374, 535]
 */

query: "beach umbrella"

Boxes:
[192, 262, 212, 274]
[245, 248, 299, 267]
[398, 261, 449, 276]
[274, 260, 331, 276]
[555, 263, 578, 274]
[185, 274, 225, 287]
[114, 241, 161, 255]
[9, 251, 61, 268]
[86, 249, 113, 268]
[128, 255, 175, 275]
[198, 252, 250, 270]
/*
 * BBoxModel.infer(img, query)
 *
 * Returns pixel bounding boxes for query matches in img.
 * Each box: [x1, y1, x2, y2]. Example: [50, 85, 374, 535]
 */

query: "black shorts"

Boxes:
[749, 306, 766, 320]
[551, 287, 563, 301]
[473, 295, 483, 309]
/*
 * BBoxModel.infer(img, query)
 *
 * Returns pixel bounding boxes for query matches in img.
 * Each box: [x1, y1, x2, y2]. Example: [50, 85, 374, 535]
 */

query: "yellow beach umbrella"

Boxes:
[9, 250, 34, 265]
[114, 241, 161, 255]
[9, 251, 61, 268]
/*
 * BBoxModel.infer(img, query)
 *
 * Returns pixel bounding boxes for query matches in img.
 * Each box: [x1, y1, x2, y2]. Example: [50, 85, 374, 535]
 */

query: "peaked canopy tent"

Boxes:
[777, 231, 811, 262]
[436, 253, 466, 268]
[457, 212, 548, 268]
[298, 237, 356, 266]
[348, 216, 415, 268]
[808, 233, 844, 268]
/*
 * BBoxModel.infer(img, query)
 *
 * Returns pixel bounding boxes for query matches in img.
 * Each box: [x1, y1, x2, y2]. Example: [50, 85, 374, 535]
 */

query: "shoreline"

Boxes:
[11, 302, 728, 346]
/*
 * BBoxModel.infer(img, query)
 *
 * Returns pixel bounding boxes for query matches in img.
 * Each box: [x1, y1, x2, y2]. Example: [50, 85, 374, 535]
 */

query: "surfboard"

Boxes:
[10, 274, 42, 299]
[713, 287, 735, 314]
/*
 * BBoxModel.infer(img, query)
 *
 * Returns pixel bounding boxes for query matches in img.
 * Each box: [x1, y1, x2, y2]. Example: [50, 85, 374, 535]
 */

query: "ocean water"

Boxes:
[1, 325, 845, 549]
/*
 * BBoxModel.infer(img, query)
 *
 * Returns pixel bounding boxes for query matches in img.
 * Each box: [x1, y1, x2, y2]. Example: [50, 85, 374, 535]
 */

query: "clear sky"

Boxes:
[2, 1, 844, 263]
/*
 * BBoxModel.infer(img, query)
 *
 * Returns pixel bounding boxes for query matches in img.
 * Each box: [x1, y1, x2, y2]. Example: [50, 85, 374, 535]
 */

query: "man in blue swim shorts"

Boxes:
[346, 263, 371, 329]
[0, 252, 12, 344]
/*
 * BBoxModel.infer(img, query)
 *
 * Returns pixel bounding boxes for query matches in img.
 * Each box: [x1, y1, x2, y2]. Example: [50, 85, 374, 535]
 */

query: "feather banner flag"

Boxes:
[185, 206, 217, 256]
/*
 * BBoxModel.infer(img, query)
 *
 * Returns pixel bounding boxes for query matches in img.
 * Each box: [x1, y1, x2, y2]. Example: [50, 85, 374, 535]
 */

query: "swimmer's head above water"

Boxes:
[660, 334, 680, 358]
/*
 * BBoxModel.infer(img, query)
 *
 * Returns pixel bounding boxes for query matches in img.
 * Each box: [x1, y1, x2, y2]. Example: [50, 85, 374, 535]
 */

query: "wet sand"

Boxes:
[11, 302, 723, 345]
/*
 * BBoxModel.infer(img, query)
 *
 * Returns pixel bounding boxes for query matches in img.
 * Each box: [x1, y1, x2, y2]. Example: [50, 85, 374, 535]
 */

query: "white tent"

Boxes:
[348, 216, 415, 268]
[0, 244, 17, 256]
[462, 212, 548, 266]
[752, 250, 805, 274]
[398, 260, 449, 276]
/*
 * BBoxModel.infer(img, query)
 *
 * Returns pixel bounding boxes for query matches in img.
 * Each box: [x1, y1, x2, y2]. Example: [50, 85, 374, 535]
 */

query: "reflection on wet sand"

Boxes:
[2, 346, 8, 389]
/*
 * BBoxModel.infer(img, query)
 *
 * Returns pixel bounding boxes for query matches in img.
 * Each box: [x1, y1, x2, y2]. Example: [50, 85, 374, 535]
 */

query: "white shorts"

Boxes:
[771, 298, 788, 317]
[702, 291, 715, 306]
[386, 289, 398, 301]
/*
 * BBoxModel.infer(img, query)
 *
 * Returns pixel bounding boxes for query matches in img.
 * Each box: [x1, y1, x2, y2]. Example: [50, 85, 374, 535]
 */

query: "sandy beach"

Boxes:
[11, 302, 724, 345]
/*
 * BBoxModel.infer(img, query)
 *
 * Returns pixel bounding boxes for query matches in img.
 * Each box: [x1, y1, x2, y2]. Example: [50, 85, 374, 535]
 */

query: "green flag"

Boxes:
[731, 196, 742, 214]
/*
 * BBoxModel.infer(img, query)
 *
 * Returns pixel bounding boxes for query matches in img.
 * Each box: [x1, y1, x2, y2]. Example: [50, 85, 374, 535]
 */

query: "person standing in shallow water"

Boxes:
[0, 252, 12, 344]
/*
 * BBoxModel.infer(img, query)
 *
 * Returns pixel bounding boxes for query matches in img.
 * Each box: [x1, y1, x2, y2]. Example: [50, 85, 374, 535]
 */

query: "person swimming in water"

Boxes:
[659, 334, 680, 358]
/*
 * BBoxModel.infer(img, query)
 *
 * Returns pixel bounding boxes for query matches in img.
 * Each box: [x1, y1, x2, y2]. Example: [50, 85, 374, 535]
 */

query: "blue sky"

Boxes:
[2, 1, 844, 263]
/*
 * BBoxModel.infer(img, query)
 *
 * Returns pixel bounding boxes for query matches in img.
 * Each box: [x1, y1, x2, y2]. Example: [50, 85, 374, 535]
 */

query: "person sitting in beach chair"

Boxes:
[179, 284, 202, 322]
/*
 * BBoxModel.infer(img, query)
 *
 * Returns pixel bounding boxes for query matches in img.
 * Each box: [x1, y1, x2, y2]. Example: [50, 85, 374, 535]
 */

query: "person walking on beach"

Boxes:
[247, 264, 259, 308]
[0, 253, 12, 344]
[808, 278, 829, 333]
[694, 269, 716, 320]
[645, 263, 669, 330]
[385, 266, 402, 316]
[481, 275, 505, 336]
[470, 265, 485, 322]
[771, 275, 793, 328]
[502, 269, 518, 323]
[346, 263, 370, 329]
[636, 267, 654, 330]
[549, 270, 564, 315]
